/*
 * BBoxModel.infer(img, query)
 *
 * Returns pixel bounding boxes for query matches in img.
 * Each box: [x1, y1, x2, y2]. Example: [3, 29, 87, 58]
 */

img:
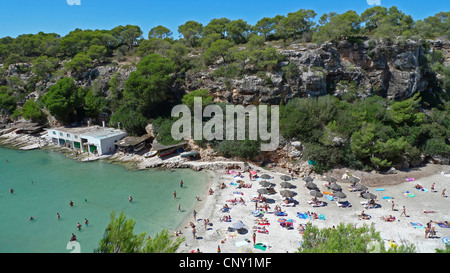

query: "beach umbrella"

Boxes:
[280, 190, 295, 198]
[329, 183, 342, 191]
[305, 182, 318, 190]
[259, 180, 271, 187]
[302, 177, 314, 182]
[327, 177, 337, 183]
[348, 177, 360, 184]
[334, 191, 347, 199]
[233, 220, 245, 230]
[260, 174, 271, 179]
[280, 175, 291, 181]
[362, 192, 377, 199]
[257, 188, 270, 194]
[280, 182, 293, 188]
[356, 184, 368, 191]
[310, 190, 323, 198]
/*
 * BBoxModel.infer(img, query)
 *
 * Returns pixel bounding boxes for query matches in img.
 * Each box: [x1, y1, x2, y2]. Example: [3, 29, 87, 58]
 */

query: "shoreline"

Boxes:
[2, 130, 450, 253]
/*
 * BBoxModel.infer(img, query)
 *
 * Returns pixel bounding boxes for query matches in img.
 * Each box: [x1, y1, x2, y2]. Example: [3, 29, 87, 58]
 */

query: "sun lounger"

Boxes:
[375, 188, 385, 191]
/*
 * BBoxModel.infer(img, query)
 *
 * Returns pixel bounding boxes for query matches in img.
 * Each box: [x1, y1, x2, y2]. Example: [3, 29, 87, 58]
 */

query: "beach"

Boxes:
[177, 164, 450, 253]
[1, 129, 450, 253]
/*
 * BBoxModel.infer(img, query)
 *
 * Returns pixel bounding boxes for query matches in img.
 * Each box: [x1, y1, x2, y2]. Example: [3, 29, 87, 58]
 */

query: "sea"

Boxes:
[0, 147, 209, 253]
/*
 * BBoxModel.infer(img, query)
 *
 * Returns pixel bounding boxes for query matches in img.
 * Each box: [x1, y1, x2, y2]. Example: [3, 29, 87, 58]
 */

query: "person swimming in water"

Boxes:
[69, 200, 74, 207]
[84, 218, 89, 227]
[77, 222, 82, 230]
[57, 213, 61, 219]
[128, 195, 133, 202]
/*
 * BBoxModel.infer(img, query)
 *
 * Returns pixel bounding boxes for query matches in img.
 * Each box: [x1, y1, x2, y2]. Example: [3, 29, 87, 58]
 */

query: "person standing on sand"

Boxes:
[178, 203, 181, 212]
[253, 232, 256, 246]
[193, 210, 197, 221]
[400, 206, 406, 217]
[442, 189, 446, 197]
[391, 200, 395, 211]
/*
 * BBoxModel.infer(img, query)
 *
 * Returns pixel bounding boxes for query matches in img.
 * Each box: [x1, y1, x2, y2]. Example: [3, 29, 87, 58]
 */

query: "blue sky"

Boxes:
[1, 0, 448, 38]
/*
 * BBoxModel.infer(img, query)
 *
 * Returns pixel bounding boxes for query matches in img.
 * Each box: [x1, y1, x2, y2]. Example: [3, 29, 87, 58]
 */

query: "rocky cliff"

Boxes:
[185, 39, 449, 105]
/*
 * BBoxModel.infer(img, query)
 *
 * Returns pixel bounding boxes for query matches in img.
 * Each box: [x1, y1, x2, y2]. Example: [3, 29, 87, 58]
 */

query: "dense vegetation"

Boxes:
[95, 211, 184, 253]
[298, 222, 416, 253]
[0, 6, 449, 172]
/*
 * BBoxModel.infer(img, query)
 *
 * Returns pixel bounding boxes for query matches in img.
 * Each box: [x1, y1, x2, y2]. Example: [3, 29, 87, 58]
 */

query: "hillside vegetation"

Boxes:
[0, 6, 449, 172]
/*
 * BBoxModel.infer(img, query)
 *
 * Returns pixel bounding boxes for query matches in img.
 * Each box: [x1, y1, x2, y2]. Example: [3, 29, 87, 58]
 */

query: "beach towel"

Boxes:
[275, 211, 287, 216]
[322, 191, 333, 195]
[438, 222, 450, 228]
[382, 196, 392, 199]
[403, 192, 415, 197]
[411, 222, 425, 229]
[233, 191, 244, 195]
[319, 214, 326, 220]
[406, 178, 415, 181]
[375, 188, 385, 191]
[235, 241, 249, 247]
[325, 195, 334, 201]
[229, 182, 237, 185]
[297, 213, 308, 219]
[254, 243, 267, 251]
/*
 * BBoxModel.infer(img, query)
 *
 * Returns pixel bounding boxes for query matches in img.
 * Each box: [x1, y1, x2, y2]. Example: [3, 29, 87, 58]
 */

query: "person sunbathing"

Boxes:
[382, 215, 396, 222]
[222, 204, 230, 212]
[220, 215, 231, 222]
[359, 211, 371, 220]
[253, 226, 268, 233]
[414, 184, 423, 190]
[298, 224, 305, 234]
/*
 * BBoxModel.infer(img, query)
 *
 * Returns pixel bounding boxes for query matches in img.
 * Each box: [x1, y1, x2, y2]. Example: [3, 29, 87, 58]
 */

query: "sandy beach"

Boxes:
[2, 130, 450, 253]
[177, 164, 450, 253]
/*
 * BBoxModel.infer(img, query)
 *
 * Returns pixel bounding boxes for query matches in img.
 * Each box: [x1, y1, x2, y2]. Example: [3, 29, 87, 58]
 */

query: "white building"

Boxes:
[46, 126, 127, 155]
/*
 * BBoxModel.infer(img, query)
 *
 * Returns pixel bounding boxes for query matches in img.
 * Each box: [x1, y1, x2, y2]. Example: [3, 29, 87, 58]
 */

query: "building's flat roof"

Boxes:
[117, 134, 152, 147]
[49, 126, 127, 140]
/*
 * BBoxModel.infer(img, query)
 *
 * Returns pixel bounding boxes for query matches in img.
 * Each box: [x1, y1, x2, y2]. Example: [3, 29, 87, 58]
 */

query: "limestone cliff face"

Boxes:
[184, 39, 449, 105]
[2, 39, 448, 113]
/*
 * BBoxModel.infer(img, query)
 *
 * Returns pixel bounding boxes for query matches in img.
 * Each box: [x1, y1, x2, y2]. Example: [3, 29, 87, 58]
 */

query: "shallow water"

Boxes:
[0, 147, 208, 253]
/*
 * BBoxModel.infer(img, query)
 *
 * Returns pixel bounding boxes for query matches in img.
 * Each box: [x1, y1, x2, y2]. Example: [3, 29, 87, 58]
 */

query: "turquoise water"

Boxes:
[0, 147, 209, 253]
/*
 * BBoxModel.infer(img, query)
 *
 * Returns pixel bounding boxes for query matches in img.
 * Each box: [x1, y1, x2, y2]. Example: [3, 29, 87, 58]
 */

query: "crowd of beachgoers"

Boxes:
[176, 164, 450, 253]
